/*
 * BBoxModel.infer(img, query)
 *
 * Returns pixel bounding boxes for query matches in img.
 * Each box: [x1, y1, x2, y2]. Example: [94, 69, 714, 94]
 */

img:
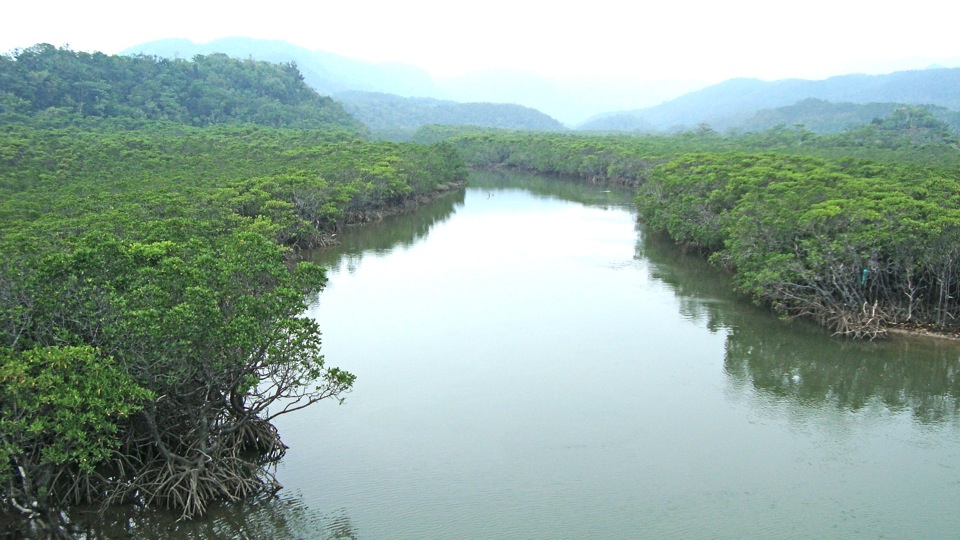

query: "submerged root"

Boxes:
[232, 418, 288, 462]
[818, 300, 890, 340]
[117, 455, 281, 520]
[101, 416, 290, 521]
[772, 290, 892, 340]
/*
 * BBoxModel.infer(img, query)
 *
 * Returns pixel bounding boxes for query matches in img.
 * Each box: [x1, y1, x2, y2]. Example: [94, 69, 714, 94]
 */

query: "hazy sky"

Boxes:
[4, 0, 959, 82]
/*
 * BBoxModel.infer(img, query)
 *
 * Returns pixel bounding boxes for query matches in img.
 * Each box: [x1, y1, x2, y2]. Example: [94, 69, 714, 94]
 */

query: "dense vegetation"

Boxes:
[0, 122, 465, 536]
[637, 153, 960, 338]
[0, 47, 466, 537]
[3, 40, 960, 535]
[426, 106, 960, 181]
[425, 106, 960, 339]
[736, 98, 960, 135]
[0, 44, 365, 131]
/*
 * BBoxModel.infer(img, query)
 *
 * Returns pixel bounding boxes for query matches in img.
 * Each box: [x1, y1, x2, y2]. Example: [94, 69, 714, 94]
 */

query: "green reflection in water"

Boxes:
[303, 168, 635, 274]
[639, 228, 960, 424]
[303, 188, 465, 273]
[466, 169, 636, 209]
[65, 491, 356, 539]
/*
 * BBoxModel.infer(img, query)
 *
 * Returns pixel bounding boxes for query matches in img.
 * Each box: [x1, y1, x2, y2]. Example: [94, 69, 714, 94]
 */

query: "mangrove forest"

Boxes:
[0, 45, 465, 537]
[3, 43, 960, 537]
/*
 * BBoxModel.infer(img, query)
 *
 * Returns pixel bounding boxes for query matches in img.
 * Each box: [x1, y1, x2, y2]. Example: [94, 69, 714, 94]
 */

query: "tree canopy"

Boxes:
[421, 114, 960, 339]
[0, 47, 466, 536]
[0, 44, 365, 132]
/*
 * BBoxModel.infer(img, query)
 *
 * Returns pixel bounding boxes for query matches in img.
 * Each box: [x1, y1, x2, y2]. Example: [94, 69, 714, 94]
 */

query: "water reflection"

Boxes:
[303, 169, 635, 275]
[635, 229, 742, 333]
[303, 189, 465, 274]
[724, 325, 960, 423]
[71, 492, 357, 540]
[467, 169, 635, 209]
[638, 228, 960, 424]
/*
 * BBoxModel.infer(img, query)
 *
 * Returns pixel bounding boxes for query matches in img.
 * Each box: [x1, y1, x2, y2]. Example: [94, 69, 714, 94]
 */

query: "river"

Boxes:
[82, 170, 960, 538]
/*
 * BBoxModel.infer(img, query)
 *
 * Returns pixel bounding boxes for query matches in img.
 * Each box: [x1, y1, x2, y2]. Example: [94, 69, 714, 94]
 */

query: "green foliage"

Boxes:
[0, 346, 150, 534]
[0, 216, 359, 530]
[13, 225, 354, 503]
[822, 105, 960, 150]
[0, 346, 149, 471]
[0, 44, 366, 132]
[636, 152, 960, 338]
[0, 123, 466, 248]
[420, 106, 960, 181]
[422, 119, 960, 339]
[417, 127, 718, 186]
[738, 98, 960, 135]
[0, 100, 465, 529]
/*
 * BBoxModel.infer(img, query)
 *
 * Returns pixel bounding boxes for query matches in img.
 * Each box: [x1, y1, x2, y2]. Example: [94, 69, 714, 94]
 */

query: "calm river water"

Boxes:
[86, 170, 960, 538]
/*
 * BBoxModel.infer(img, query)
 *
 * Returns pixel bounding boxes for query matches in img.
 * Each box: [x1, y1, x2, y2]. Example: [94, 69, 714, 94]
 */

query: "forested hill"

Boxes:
[123, 37, 439, 98]
[336, 91, 567, 134]
[124, 38, 584, 128]
[0, 44, 365, 132]
[580, 68, 960, 132]
[737, 99, 960, 134]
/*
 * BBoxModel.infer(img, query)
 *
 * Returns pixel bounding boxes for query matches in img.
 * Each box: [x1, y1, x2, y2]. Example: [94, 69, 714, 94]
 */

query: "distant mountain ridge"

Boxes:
[335, 91, 566, 132]
[580, 68, 960, 132]
[122, 38, 699, 126]
[123, 38, 960, 134]
[124, 38, 573, 131]
[124, 37, 438, 98]
[738, 99, 960, 134]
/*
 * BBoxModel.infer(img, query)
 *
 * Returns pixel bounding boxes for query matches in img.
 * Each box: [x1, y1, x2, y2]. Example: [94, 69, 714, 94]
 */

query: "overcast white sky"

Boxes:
[4, 0, 959, 83]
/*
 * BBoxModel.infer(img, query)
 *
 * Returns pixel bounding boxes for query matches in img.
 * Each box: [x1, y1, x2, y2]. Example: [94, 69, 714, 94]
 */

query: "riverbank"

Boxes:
[0, 123, 470, 536]
[312, 180, 467, 248]
[887, 324, 960, 342]
[471, 163, 644, 189]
